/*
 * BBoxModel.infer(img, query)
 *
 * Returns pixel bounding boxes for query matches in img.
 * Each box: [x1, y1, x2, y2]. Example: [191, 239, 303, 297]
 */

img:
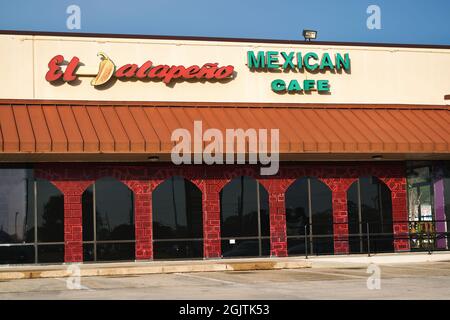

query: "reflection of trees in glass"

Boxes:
[96, 208, 134, 241]
[220, 177, 269, 238]
[347, 177, 393, 253]
[286, 206, 308, 235]
[285, 177, 333, 254]
[153, 177, 203, 240]
[38, 195, 64, 242]
[152, 177, 203, 259]
[94, 177, 135, 241]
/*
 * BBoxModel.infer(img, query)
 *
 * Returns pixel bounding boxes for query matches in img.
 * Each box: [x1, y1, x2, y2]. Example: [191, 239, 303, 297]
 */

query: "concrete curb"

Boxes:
[1, 252, 450, 280]
[0, 260, 312, 280]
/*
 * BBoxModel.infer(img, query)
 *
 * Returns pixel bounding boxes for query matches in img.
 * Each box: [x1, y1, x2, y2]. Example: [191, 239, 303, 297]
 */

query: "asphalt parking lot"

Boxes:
[0, 261, 450, 299]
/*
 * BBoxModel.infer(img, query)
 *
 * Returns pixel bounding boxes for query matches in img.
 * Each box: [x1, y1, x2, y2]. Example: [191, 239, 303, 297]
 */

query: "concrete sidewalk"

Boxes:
[1, 251, 449, 280]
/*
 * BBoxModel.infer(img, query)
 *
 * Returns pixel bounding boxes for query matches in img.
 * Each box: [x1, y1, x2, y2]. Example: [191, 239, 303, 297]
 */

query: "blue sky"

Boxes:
[0, 0, 449, 45]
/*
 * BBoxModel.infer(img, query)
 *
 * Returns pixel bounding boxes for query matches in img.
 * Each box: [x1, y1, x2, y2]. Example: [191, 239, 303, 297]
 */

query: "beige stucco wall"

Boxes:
[0, 34, 449, 104]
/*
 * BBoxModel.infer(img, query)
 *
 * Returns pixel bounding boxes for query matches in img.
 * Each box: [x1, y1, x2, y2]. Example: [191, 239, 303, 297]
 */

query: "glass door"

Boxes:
[407, 165, 435, 250]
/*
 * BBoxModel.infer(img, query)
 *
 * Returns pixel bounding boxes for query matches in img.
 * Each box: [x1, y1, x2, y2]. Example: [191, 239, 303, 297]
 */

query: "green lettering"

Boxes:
[304, 52, 319, 71]
[271, 79, 286, 92]
[317, 80, 330, 92]
[267, 51, 279, 69]
[296, 52, 303, 70]
[319, 53, 334, 70]
[335, 53, 350, 71]
[281, 52, 295, 70]
[247, 51, 266, 68]
[287, 79, 302, 92]
[303, 79, 315, 91]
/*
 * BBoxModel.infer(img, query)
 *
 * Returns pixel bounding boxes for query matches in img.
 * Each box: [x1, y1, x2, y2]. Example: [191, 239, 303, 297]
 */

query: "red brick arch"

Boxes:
[34, 162, 409, 262]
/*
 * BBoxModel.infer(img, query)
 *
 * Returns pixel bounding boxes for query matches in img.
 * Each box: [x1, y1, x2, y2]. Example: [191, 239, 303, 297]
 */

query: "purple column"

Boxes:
[433, 166, 447, 249]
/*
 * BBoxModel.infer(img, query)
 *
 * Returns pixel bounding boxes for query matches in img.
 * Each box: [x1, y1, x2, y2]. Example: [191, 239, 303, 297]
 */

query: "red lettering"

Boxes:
[45, 54, 235, 85]
[148, 65, 169, 79]
[196, 63, 218, 79]
[163, 66, 186, 84]
[136, 61, 153, 79]
[63, 56, 80, 82]
[214, 65, 234, 79]
[45, 55, 64, 82]
[184, 65, 200, 79]
[116, 64, 138, 78]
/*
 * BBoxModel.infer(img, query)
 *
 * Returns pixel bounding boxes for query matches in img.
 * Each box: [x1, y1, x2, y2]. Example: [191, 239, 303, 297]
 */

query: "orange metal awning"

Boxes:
[0, 100, 449, 161]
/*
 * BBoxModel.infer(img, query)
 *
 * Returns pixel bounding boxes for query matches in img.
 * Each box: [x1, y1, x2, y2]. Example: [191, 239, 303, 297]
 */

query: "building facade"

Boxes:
[0, 31, 449, 264]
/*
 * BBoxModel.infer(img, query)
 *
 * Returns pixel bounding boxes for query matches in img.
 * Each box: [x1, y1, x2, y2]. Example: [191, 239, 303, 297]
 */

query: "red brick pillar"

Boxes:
[260, 179, 288, 257]
[202, 179, 222, 258]
[52, 181, 92, 263]
[126, 181, 153, 260]
[323, 178, 353, 255]
[269, 191, 288, 257]
[383, 177, 410, 252]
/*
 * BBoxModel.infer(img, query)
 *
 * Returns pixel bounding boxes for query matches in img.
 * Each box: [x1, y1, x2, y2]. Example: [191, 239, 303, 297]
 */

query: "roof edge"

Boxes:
[1, 30, 450, 50]
[0, 99, 448, 110]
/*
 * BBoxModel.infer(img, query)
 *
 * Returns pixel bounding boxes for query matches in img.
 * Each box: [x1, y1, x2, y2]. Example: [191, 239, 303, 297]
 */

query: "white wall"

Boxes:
[1, 34, 449, 105]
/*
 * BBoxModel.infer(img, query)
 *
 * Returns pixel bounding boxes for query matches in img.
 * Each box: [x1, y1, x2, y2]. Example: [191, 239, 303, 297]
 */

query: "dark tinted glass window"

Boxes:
[37, 244, 64, 263]
[285, 178, 309, 237]
[153, 177, 203, 240]
[0, 245, 34, 264]
[153, 241, 203, 260]
[221, 239, 270, 258]
[95, 177, 134, 241]
[285, 178, 333, 255]
[0, 169, 34, 244]
[310, 178, 333, 254]
[347, 177, 393, 253]
[96, 243, 135, 261]
[36, 179, 64, 243]
[82, 185, 94, 242]
[220, 176, 269, 238]
[347, 181, 359, 249]
[220, 176, 269, 257]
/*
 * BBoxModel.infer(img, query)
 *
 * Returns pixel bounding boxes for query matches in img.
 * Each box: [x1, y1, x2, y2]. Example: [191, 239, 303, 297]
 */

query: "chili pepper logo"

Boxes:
[90, 52, 116, 86]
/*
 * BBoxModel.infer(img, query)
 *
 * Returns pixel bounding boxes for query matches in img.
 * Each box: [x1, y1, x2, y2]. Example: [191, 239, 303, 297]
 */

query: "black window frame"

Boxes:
[0, 168, 65, 265]
[219, 176, 270, 258]
[152, 176, 204, 260]
[285, 177, 334, 256]
[82, 177, 135, 263]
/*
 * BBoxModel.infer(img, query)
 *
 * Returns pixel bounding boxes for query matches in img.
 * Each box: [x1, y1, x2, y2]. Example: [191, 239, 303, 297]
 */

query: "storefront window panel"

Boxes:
[285, 178, 333, 256]
[95, 177, 134, 241]
[407, 163, 435, 250]
[0, 245, 35, 264]
[220, 176, 269, 257]
[152, 177, 203, 259]
[347, 182, 360, 253]
[221, 238, 270, 257]
[444, 164, 450, 239]
[37, 244, 64, 263]
[0, 169, 67, 264]
[81, 177, 135, 262]
[153, 177, 202, 240]
[348, 177, 394, 254]
[96, 243, 135, 261]
[82, 185, 94, 242]
[310, 178, 334, 254]
[221, 177, 260, 237]
[83, 243, 94, 262]
[153, 240, 203, 259]
[0, 169, 34, 244]
[36, 179, 64, 243]
[285, 178, 309, 255]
